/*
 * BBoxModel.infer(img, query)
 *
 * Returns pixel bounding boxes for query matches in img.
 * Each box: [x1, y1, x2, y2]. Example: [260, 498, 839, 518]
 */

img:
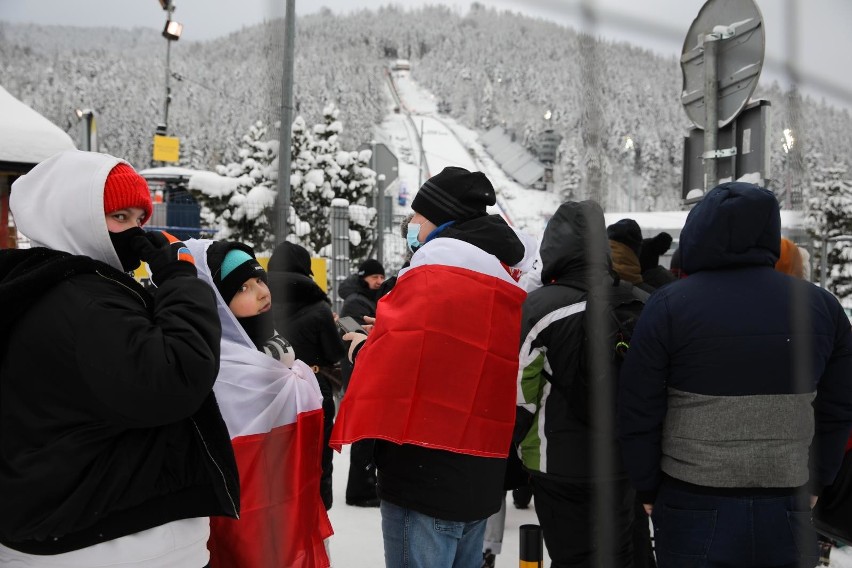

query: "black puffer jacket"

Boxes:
[338, 273, 379, 324]
[619, 182, 852, 500]
[515, 201, 630, 481]
[269, 271, 345, 368]
[0, 248, 239, 554]
[339, 273, 380, 388]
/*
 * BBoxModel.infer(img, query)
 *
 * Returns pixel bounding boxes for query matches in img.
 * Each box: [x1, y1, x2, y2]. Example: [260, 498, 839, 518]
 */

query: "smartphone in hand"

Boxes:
[337, 316, 367, 336]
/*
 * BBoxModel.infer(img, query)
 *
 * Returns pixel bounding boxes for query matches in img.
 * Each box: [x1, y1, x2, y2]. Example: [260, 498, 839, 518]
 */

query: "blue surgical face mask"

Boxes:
[406, 223, 422, 252]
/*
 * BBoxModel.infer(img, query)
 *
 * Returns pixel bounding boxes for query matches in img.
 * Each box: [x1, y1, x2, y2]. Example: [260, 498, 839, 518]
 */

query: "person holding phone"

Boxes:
[338, 258, 386, 507]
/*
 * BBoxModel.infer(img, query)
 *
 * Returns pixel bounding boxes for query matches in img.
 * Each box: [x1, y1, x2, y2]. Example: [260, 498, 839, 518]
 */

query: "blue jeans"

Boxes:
[652, 481, 819, 568]
[381, 500, 487, 568]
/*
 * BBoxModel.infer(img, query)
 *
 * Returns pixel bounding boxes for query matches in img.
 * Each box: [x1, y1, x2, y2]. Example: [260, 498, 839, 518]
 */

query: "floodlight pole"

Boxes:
[164, 32, 172, 134]
[275, 0, 296, 240]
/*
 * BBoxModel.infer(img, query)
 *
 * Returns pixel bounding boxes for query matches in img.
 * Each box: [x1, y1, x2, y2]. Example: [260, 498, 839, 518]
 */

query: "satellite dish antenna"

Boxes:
[680, 0, 765, 130]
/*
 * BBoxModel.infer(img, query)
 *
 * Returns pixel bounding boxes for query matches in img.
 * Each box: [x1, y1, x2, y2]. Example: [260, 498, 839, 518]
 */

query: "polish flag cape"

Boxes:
[330, 238, 527, 458]
[186, 240, 332, 568]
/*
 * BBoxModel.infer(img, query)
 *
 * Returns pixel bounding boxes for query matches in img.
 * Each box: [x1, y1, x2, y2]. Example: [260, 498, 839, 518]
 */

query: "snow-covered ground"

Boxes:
[325, 442, 852, 567]
[377, 70, 561, 239]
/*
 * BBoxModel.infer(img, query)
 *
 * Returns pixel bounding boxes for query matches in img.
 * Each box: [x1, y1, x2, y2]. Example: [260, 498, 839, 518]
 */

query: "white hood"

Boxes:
[185, 238, 324, 438]
[10, 150, 128, 270]
[185, 238, 256, 349]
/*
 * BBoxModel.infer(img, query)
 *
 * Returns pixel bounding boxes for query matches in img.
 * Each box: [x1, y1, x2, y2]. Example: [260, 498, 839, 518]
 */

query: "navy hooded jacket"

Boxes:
[617, 182, 852, 502]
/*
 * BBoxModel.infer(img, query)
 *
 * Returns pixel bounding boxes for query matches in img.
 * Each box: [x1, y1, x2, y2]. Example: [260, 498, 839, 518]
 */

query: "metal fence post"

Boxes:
[330, 198, 350, 314]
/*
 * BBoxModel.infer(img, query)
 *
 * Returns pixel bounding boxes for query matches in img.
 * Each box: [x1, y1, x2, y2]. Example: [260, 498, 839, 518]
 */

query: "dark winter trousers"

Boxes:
[317, 374, 337, 510]
[652, 480, 819, 568]
[346, 439, 378, 505]
[530, 475, 635, 568]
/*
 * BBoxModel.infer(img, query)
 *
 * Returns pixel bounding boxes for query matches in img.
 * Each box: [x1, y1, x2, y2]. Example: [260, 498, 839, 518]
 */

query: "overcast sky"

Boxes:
[2, 0, 850, 109]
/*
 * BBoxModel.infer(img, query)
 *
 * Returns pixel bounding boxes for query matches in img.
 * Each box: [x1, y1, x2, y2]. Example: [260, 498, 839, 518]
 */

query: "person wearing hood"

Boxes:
[330, 167, 531, 568]
[185, 238, 332, 568]
[618, 182, 852, 568]
[515, 200, 643, 567]
[0, 150, 239, 566]
[638, 232, 676, 290]
[268, 241, 346, 511]
[608, 218, 655, 293]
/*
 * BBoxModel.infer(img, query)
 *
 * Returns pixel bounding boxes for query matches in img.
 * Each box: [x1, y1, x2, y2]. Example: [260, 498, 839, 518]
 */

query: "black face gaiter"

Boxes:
[108, 227, 146, 272]
[237, 310, 275, 350]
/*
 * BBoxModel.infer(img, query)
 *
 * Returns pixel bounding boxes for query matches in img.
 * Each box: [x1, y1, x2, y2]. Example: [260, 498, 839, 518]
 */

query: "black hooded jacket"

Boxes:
[515, 201, 630, 481]
[268, 270, 345, 368]
[0, 248, 239, 554]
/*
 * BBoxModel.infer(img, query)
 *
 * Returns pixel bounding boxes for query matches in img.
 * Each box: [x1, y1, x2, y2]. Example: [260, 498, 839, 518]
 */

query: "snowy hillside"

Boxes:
[2, 6, 851, 213]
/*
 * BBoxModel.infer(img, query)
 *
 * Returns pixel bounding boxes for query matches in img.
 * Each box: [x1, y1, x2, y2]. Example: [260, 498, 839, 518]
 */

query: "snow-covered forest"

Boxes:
[1, 5, 851, 214]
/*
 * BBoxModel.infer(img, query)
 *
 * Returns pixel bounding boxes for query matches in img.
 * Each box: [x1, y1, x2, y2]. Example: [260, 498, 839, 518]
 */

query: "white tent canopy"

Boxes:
[0, 86, 76, 165]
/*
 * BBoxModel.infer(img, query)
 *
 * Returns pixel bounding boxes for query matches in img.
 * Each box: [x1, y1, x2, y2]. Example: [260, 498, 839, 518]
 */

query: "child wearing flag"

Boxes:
[186, 239, 332, 568]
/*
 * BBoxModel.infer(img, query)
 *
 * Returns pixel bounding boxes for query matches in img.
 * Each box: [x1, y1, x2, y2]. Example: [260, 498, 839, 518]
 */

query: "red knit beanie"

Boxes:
[103, 163, 152, 225]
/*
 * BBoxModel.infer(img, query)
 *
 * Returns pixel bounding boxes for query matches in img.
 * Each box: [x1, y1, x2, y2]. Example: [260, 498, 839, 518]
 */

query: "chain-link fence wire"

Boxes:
[275, 8, 834, 564]
[22, 0, 832, 567]
[206, 3, 840, 565]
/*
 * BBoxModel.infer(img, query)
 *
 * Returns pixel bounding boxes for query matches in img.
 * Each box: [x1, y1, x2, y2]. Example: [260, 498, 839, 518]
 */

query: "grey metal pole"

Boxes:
[376, 174, 386, 263]
[275, 0, 296, 240]
[164, 36, 171, 134]
[418, 119, 425, 188]
[703, 34, 719, 191]
[330, 199, 351, 314]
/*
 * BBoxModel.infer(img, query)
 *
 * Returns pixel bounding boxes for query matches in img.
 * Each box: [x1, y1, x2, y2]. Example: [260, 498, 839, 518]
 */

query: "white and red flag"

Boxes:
[187, 239, 332, 568]
[330, 238, 527, 458]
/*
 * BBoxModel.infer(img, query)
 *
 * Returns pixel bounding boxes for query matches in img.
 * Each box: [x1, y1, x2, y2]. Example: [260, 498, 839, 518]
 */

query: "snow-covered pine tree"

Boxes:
[805, 158, 852, 298]
[288, 115, 326, 254]
[335, 148, 377, 265]
[311, 104, 377, 265]
[189, 120, 279, 251]
[556, 139, 582, 201]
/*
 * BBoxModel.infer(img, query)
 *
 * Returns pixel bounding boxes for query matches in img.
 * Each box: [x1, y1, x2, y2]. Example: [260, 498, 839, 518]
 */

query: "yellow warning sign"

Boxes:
[152, 135, 180, 163]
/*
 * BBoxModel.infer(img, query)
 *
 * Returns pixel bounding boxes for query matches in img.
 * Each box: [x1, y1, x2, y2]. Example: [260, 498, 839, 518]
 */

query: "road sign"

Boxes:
[359, 142, 399, 186]
[681, 0, 764, 130]
[682, 99, 771, 203]
[152, 134, 180, 163]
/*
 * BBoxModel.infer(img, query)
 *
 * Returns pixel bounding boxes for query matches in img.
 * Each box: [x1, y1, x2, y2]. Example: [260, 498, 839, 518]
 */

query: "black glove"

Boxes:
[130, 230, 197, 286]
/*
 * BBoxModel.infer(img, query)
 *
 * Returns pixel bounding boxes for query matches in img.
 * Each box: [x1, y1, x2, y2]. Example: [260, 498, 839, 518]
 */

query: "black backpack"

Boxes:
[570, 279, 648, 424]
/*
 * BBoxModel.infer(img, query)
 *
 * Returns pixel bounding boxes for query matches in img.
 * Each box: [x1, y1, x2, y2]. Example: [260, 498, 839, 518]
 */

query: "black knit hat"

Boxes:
[207, 241, 266, 305]
[639, 232, 674, 272]
[411, 167, 496, 226]
[607, 218, 643, 256]
[268, 241, 313, 277]
[357, 258, 385, 278]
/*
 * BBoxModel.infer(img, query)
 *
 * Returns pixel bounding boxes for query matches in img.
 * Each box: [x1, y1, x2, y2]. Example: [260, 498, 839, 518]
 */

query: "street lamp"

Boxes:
[75, 108, 97, 152]
[159, 0, 182, 137]
[782, 128, 795, 154]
